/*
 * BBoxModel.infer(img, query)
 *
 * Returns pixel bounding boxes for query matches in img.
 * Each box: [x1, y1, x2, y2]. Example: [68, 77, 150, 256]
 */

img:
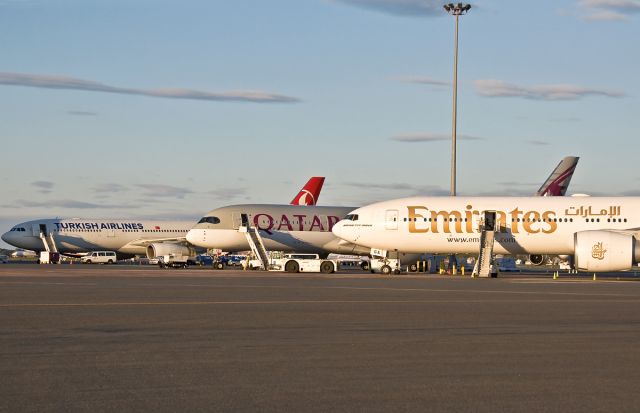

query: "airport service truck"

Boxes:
[158, 253, 191, 269]
[269, 253, 339, 274]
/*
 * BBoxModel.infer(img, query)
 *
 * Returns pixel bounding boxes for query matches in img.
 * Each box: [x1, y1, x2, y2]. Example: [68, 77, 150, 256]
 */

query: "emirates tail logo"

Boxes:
[592, 242, 607, 260]
[296, 190, 316, 206]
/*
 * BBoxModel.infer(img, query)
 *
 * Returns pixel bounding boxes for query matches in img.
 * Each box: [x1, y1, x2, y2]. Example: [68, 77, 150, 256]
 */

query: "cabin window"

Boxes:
[198, 216, 220, 224]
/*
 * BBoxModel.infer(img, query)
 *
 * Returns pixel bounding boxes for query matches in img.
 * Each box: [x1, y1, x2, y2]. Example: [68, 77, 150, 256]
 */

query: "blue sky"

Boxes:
[1, 0, 639, 248]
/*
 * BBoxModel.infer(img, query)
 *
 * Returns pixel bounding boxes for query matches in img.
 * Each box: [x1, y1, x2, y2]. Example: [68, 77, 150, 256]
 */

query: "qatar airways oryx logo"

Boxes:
[293, 190, 316, 206]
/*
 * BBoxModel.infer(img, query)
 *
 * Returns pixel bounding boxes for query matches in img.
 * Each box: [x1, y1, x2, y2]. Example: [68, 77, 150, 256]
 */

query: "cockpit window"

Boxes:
[344, 214, 359, 221]
[198, 216, 220, 224]
[12, 227, 26, 232]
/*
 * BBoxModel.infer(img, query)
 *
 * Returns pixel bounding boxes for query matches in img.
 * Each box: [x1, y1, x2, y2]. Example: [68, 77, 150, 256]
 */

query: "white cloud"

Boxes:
[474, 79, 624, 100]
[390, 132, 484, 142]
[208, 187, 249, 200]
[0, 72, 300, 104]
[13, 199, 134, 209]
[68, 110, 98, 116]
[333, 0, 444, 17]
[92, 183, 129, 193]
[397, 76, 451, 86]
[31, 181, 54, 190]
[135, 184, 194, 199]
[526, 140, 550, 146]
[578, 0, 640, 21]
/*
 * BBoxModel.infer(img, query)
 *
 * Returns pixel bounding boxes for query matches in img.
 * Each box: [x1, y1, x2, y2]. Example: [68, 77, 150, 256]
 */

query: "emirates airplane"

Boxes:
[332, 197, 637, 273]
[186, 157, 579, 257]
[1, 177, 325, 258]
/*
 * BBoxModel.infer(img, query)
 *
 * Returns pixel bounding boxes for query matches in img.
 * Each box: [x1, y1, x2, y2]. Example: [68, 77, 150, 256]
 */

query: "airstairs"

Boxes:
[39, 228, 59, 253]
[472, 211, 497, 278]
[239, 217, 270, 270]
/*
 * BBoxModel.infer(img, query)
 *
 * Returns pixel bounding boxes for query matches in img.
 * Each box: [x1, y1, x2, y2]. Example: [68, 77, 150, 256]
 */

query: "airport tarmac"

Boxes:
[2, 265, 640, 412]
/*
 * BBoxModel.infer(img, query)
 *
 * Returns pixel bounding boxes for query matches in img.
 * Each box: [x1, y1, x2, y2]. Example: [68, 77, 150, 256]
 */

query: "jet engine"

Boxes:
[146, 243, 192, 259]
[574, 230, 639, 272]
[528, 254, 546, 266]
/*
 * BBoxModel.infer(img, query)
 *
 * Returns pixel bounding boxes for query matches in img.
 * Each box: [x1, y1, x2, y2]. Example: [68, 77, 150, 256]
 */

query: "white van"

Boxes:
[81, 251, 117, 264]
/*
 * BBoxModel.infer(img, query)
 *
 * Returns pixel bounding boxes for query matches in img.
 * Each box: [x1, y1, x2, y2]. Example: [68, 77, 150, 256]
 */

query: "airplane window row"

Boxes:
[587, 218, 627, 223]
[53, 229, 187, 233]
[401, 217, 576, 223]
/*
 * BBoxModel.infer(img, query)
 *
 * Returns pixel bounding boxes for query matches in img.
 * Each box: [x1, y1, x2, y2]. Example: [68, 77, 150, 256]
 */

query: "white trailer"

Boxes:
[270, 253, 338, 274]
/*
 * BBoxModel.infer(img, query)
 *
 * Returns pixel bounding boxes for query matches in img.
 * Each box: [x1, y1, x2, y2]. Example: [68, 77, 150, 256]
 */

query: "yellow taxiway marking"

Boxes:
[1, 298, 640, 308]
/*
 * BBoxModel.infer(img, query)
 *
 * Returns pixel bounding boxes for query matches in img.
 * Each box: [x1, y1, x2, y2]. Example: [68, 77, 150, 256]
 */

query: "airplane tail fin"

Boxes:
[290, 177, 325, 206]
[536, 156, 579, 196]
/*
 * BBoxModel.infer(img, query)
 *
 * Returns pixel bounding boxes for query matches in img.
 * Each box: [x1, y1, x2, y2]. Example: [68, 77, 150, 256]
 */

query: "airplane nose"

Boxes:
[186, 229, 196, 245]
[331, 221, 348, 240]
[1, 231, 10, 244]
[186, 229, 204, 247]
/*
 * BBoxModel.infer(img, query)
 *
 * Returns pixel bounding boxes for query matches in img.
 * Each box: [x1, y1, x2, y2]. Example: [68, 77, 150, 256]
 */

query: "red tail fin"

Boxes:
[290, 177, 325, 206]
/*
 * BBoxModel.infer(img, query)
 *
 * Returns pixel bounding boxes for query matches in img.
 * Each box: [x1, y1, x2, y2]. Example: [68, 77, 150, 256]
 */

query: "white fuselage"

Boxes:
[1, 218, 194, 255]
[332, 196, 640, 255]
[186, 204, 370, 255]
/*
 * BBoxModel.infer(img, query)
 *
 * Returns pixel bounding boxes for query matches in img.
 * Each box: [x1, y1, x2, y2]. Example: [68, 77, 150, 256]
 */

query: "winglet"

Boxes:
[536, 156, 579, 196]
[291, 177, 325, 206]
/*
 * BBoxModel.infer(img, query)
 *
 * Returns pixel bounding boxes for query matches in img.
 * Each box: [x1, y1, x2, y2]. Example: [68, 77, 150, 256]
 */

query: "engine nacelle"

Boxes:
[574, 231, 637, 272]
[146, 243, 192, 259]
[528, 254, 546, 265]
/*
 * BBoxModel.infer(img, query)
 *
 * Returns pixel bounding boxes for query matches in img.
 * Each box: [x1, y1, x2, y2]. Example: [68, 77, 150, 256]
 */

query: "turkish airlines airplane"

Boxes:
[0, 177, 325, 257]
[332, 197, 638, 272]
[186, 157, 580, 257]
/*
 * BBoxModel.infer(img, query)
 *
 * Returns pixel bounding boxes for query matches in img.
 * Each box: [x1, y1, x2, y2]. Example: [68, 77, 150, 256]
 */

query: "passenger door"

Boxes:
[232, 213, 243, 229]
[385, 210, 399, 230]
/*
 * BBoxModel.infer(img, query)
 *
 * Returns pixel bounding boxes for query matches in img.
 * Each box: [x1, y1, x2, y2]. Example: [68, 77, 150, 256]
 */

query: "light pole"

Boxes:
[444, 3, 471, 197]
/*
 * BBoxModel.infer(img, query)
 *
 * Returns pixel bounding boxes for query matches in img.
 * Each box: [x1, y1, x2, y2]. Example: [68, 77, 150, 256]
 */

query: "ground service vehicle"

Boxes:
[0, 255, 8, 264]
[271, 253, 338, 274]
[40, 251, 61, 264]
[81, 251, 116, 264]
[158, 254, 190, 269]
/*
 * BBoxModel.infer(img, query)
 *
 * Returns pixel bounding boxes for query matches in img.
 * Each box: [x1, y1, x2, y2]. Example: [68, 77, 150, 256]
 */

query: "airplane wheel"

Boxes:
[380, 265, 392, 275]
[320, 261, 334, 274]
[284, 260, 299, 273]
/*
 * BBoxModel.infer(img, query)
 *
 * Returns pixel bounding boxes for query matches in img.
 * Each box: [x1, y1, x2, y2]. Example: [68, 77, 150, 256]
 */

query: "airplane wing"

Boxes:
[124, 237, 189, 248]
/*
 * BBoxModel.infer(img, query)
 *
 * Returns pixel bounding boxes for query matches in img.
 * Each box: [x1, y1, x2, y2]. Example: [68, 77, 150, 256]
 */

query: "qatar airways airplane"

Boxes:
[1, 177, 325, 258]
[186, 157, 579, 257]
[332, 197, 637, 273]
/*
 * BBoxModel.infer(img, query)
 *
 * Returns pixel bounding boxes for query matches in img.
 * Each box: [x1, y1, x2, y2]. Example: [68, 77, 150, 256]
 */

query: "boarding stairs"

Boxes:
[239, 225, 270, 270]
[39, 230, 59, 253]
[472, 211, 496, 278]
